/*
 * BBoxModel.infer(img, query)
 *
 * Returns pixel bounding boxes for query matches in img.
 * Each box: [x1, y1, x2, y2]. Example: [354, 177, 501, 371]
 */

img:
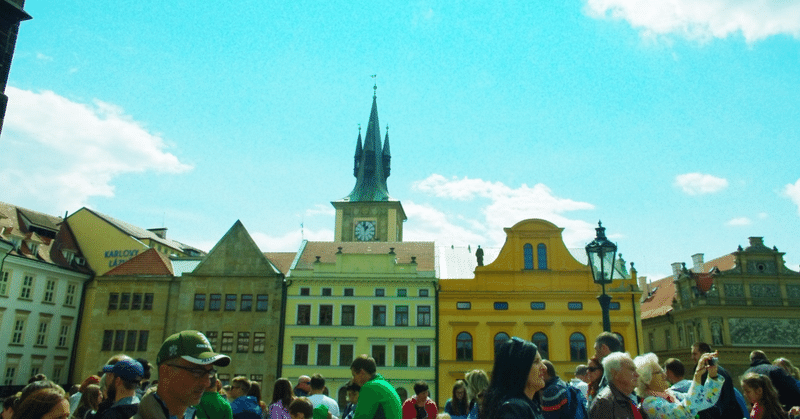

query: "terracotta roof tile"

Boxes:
[106, 248, 174, 276]
[264, 252, 297, 275]
[294, 241, 435, 272]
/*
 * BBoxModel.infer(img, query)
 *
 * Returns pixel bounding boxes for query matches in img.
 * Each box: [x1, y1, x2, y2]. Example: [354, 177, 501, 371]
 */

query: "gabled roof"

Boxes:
[264, 252, 297, 275]
[191, 220, 280, 276]
[293, 241, 435, 272]
[640, 253, 736, 320]
[106, 248, 173, 276]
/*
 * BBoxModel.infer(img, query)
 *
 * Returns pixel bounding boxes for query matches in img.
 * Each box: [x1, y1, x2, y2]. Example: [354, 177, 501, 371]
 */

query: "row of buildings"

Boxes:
[2, 92, 799, 409]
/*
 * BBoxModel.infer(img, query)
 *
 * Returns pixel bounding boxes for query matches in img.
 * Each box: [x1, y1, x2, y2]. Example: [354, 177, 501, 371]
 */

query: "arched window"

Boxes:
[524, 244, 533, 270]
[570, 332, 587, 361]
[537, 243, 547, 270]
[456, 332, 473, 361]
[532, 332, 549, 360]
[494, 332, 510, 355]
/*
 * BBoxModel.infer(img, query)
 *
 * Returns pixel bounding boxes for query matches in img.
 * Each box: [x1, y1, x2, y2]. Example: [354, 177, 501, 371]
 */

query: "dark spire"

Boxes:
[353, 125, 362, 177]
[345, 89, 391, 202]
[382, 125, 391, 178]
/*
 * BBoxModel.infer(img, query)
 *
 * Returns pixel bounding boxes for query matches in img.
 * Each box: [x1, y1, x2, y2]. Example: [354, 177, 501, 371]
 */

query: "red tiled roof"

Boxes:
[106, 248, 174, 276]
[295, 241, 435, 272]
[264, 252, 297, 275]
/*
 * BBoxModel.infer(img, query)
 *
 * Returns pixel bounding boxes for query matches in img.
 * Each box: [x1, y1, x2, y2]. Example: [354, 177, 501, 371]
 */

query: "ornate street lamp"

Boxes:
[586, 221, 617, 332]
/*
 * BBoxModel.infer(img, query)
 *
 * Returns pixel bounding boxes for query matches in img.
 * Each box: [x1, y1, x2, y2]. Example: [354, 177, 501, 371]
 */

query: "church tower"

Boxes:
[332, 86, 406, 242]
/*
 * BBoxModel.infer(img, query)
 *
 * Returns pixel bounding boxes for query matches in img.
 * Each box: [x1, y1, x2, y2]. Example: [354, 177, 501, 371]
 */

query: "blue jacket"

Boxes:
[230, 396, 261, 419]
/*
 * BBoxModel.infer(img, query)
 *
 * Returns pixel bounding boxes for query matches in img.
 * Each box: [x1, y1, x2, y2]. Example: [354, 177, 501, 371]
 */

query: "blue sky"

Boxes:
[3, 0, 800, 280]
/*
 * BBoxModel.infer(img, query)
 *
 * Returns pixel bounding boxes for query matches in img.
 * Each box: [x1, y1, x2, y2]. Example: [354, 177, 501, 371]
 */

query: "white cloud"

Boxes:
[36, 52, 53, 62]
[785, 179, 800, 215]
[411, 174, 597, 248]
[250, 228, 331, 252]
[727, 217, 752, 226]
[674, 173, 728, 195]
[584, 0, 800, 42]
[305, 204, 335, 217]
[0, 87, 192, 213]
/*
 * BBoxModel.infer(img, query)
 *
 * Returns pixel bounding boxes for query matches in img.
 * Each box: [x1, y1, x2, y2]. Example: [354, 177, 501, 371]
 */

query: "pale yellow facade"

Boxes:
[437, 219, 644, 408]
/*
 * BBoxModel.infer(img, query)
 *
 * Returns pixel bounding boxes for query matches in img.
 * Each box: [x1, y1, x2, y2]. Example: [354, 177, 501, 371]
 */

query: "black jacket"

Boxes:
[698, 365, 741, 419]
[746, 359, 800, 410]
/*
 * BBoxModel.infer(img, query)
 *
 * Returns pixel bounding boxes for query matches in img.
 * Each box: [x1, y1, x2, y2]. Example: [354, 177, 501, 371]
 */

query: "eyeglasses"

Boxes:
[167, 364, 216, 379]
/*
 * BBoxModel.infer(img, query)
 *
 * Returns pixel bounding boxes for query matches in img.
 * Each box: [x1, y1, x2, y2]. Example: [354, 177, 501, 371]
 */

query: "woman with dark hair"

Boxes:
[12, 380, 70, 419]
[741, 372, 789, 419]
[71, 384, 102, 419]
[444, 380, 470, 419]
[481, 336, 546, 419]
[248, 382, 268, 419]
[268, 378, 294, 419]
[586, 356, 604, 406]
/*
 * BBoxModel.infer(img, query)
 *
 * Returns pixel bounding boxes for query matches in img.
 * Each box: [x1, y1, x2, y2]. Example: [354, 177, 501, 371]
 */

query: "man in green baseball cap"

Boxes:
[135, 330, 230, 419]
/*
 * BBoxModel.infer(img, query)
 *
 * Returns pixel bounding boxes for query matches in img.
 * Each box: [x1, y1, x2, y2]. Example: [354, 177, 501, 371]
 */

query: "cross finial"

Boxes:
[371, 74, 377, 97]
[358, 123, 361, 133]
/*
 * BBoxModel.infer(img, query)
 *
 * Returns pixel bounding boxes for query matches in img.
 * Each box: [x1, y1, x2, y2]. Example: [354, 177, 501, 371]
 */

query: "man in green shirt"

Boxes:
[194, 374, 232, 419]
[350, 355, 402, 419]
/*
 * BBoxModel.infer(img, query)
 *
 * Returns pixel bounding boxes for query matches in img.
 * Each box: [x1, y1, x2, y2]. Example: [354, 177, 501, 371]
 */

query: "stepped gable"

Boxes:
[191, 220, 280, 276]
[106, 247, 173, 276]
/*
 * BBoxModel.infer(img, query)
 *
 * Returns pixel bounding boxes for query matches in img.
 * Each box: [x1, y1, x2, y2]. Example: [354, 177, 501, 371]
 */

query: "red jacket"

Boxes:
[401, 396, 438, 419]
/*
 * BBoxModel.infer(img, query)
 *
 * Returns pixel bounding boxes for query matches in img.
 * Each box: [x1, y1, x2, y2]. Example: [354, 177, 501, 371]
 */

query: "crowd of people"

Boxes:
[4, 330, 800, 419]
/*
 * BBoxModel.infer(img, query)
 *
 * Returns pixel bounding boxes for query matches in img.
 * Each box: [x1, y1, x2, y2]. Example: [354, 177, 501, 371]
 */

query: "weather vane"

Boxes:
[371, 74, 377, 97]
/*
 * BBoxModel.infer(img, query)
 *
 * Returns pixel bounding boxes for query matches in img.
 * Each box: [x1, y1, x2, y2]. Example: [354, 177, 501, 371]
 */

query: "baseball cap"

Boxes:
[103, 359, 144, 383]
[156, 330, 231, 367]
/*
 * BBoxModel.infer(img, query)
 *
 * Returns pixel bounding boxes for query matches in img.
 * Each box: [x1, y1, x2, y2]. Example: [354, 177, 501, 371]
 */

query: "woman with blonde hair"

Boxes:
[464, 370, 489, 419]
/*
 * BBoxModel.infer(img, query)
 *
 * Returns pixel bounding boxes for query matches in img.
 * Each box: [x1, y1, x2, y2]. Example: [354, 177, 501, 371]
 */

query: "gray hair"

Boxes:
[633, 353, 661, 397]
[602, 352, 632, 384]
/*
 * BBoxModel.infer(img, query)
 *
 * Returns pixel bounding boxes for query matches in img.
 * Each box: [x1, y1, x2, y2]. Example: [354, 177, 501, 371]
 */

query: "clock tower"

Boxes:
[332, 86, 406, 242]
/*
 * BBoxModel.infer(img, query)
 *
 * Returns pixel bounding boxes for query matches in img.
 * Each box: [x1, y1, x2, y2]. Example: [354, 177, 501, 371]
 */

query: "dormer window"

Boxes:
[62, 250, 75, 264]
[29, 242, 39, 255]
[10, 237, 22, 251]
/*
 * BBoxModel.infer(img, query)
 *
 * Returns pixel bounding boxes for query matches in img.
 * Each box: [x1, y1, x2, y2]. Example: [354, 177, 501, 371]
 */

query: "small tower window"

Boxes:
[523, 244, 533, 270]
[537, 243, 547, 269]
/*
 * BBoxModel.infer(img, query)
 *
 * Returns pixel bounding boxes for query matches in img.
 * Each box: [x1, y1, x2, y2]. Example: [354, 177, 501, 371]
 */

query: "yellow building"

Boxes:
[437, 219, 644, 408]
[71, 220, 286, 396]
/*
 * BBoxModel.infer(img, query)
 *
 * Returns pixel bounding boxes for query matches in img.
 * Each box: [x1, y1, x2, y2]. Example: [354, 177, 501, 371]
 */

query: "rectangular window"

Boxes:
[568, 302, 583, 310]
[344, 288, 354, 297]
[108, 293, 119, 310]
[64, 283, 77, 306]
[395, 306, 409, 326]
[114, 330, 125, 351]
[58, 323, 70, 348]
[3, 367, 16, 386]
[372, 345, 386, 367]
[206, 331, 218, 349]
[375, 288, 385, 297]
[397, 289, 407, 297]
[417, 345, 431, 367]
[120, 293, 131, 310]
[12, 318, 25, 344]
[373, 305, 386, 326]
[256, 294, 268, 311]
[0, 270, 9, 296]
[138, 331, 149, 352]
[209, 294, 221, 311]
[342, 305, 355, 326]
[126, 330, 138, 351]
[295, 344, 309, 365]
[339, 344, 354, 366]
[394, 345, 408, 367]
[494, 302, 509, 310]
[419, 289, 429, 297]
[21, 275, 34, 299]
[457, 302, 471, 310]
[322, 288, 332, 296]
[297, 305, 311, 325]
[102, 330, 113, 351]
[319, 305, 333, 325]
[300, 288, 310, 296]
[531, 302, 546, 310]
[241, 294, 253, 311]
[43, 279, 56, 303]
[131, 293, 142, 310]
[143, 293, 153, 310]
[194, 294, 206, 311]
[52, 366, 63, 383]
[609, 301, 621, 310]
[225, 294, 237, 311]
[317, 344, 331, 366]
[417, 306, 431, 326]
[253, 332, 265, 353]
[250, 374, 263, 386]
[237, 332, 250, 353]
[35, 321, 48, 346]
[221, 332, 234, 353]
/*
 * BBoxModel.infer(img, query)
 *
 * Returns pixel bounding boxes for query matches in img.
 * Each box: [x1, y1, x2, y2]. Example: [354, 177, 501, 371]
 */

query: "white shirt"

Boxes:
[308, 394, 340, 419]
[570, 378, 589, 400]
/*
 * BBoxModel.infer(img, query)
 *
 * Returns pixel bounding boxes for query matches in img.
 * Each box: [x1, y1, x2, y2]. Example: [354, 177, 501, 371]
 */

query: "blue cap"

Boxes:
[103, 358, 144, 383]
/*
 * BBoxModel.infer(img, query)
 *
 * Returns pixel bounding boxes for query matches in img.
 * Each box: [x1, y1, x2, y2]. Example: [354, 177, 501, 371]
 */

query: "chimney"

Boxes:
[671, 262, 683, 280]
[148, 228, 167, 239]
[691, 253, 704, 272]
[638, 275, 647, 293]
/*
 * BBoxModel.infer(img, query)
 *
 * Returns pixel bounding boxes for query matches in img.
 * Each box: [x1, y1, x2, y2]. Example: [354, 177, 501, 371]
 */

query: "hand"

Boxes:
[694, 351, 719, 380]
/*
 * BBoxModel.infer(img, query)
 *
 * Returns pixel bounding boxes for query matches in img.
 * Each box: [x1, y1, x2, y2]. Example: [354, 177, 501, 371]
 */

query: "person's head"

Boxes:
[28, 374, 48, 384]
[587, 357, 603, 385]
[542, 360, 557, 382]
[136, 358, 152, 381]
[350, 355, 377, 387]
[155, 330, 231, 416]
[345, 380, 360, 404]
[773, 358, 800, 380]
[603, 352, 638, 396]
[229, 377, 251, 400]
[482, 337, 544, 419]
[633, 353, 669, 396]
[574, 365, 589, 382]
[288, 397, 313, 419]
[750, 350, 768, 363]
[247, 381, 262, 402]
[452, 380, 467, 401]
[309, 374, 325, 393]
[691, 342, 712, 364]
[464, 369, 489, 405]
[413, 381, 429, 399]
[102, 358, 144, 400]
[741, 372, 783, 415]
[11, 381, 68, 419]
[76, 384, 102, 412]
[594, 332, 622, 360]
[663, 358, 685, 384]
[296, 376, 311, 393]
[2, 394, 19, 419]
[271, 378, 293, 406]
[78, 376, 100, 394]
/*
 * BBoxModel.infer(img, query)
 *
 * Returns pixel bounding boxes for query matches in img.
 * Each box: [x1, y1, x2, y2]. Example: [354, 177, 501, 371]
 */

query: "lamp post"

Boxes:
[586, 221, 617, 333]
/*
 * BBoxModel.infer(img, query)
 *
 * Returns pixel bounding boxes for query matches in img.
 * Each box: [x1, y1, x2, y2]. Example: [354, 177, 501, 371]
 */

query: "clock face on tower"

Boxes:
[354, 220, 376, 241]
